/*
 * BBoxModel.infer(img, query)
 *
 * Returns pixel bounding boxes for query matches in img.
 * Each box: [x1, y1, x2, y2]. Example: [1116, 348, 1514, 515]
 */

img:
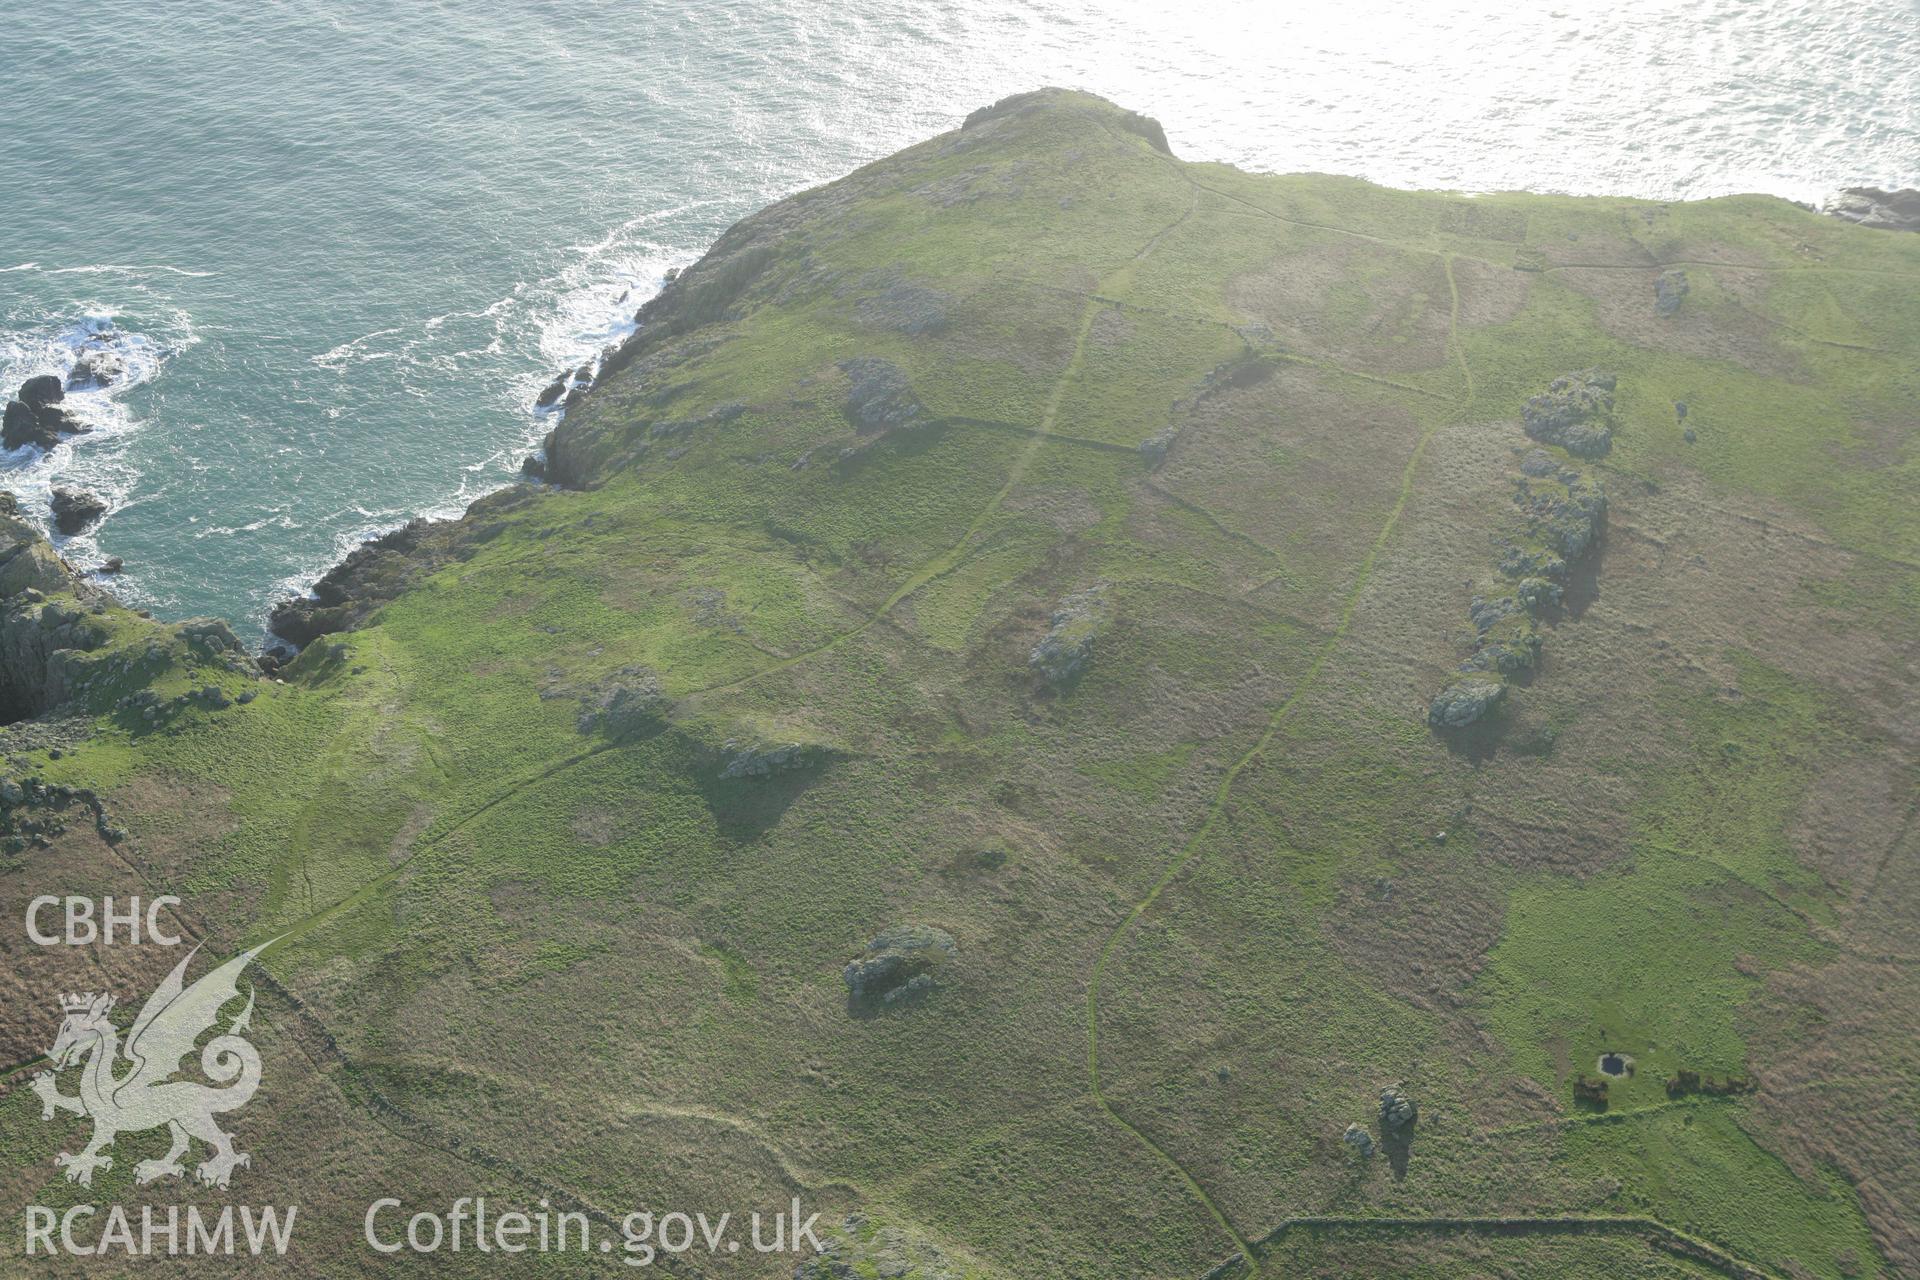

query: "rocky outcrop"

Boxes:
[1521, 369, 1615, 459]
[570, 239, 778, 444]
[1459, 594, 1541, 676]
[19, 375, 63, 406]
[268, 485, 538, 651]
[1433, 374, 1611, 730]
[839, 357, 924, 435]
[538, 93, 1171, 493]
[0, 499, 112, 720]
[796, 1214, 969, 1280]
[1379, 1087, 1417, 1132]
[0, 502, 261, 729]
[3, 376, 88, 452]
[965, 90, 1172, 157]
[66, 350, 123, 390]
[576, 667, 669, 740]
[49, 487, 107, 534]
[1654, 268, 1689, 316]
[1428, 676, 1506, 729]
[1139, 426, 1179, 467]
[1513, 463, 1607, 562]
[525, 400, 746, 486]
[66, 333, 128, 390]
[1663, 1068, 1754, 1099]
[843, 924, 955, 1005]
[1343, 1122, 1375, 1157]
[1117, 109, 1172, 155]
[64, 323, 134, 391]
[1824, 187, 1920, 233]
[718, 739, 820, 780]
[1030, 583, 1110, 686]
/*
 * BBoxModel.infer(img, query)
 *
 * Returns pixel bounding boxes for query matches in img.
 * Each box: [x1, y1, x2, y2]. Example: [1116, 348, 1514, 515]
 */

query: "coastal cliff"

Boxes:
[5, 91, 1918, 1280]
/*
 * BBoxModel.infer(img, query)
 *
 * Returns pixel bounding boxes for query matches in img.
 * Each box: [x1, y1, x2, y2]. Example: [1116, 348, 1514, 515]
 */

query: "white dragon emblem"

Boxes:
[29, 939, 276, 1188]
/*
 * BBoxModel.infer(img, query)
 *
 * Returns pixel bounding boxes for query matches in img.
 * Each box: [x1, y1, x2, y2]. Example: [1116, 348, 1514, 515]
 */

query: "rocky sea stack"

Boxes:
[48, 488, 107, 535]
[2, 375, 87, 452]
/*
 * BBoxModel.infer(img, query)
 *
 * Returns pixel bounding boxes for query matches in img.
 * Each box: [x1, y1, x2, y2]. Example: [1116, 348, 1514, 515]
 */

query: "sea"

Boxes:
[3, 0, 1916, 636]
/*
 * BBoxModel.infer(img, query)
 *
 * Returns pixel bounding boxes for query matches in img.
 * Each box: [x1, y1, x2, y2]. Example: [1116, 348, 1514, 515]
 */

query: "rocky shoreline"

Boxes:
[263, 486, 538, 658]
[0, 374, 112, 551]
[0, 494, 260, 730]
[1823, 186, 1920, 234]
[265, 197, 776, 653]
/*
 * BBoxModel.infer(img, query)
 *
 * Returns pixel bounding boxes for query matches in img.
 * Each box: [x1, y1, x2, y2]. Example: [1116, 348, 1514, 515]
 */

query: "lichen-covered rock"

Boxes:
[795, 1213, 967, 1280]
[1030, 583, 1110, 686]
[1654, 268, 1690, 316]
[1522, 369, 1616, 459]
[1515, 576, 1562, 611]
[1343, 1122, 1375, 1157]
[1518, 448, 1558, 477]
[1379, 1087, 1417, 1131]
[1468, 595, 1520, 634]
[578, 667, 670, 739]
[843, 925, 956, 1004]
[1428, 677, 1505, 728]
[1513, 469, 1607, 561]
[0, 508, 117, 718]
[838, 357, 924, 434]
[0, 538, 74, 598]
[1462, 616, 1540, 675]
[1139, 427, 1179, 467]
[1497, 542, 1566, 582]
[719, 739, 817, 779]
[178, 617, 244, 656]
[1460, 599, 1541, 674]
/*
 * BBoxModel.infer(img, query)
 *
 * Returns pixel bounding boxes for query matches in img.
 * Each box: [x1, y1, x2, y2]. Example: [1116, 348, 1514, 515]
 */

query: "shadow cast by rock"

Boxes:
[1433, 713, 1505, 764]
[698, 764, 828, 842]
[843, 980, 935, 1021]
[1382, 1125, 1415, 1181]
[1559, 529, 1606, 620]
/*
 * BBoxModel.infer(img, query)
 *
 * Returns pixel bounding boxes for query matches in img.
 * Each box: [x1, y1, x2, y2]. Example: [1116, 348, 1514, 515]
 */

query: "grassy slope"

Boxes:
[2, 91, 1916, 1279]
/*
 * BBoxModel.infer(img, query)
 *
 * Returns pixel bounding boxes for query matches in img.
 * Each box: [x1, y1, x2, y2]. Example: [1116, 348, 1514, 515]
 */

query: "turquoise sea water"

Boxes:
[3, 0, 1916, 635]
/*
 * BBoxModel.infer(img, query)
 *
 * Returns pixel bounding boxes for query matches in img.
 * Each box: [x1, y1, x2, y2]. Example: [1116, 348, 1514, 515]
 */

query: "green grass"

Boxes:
[1563, 1107, 1882, 1280]
[4, 89, 1915, 1280]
